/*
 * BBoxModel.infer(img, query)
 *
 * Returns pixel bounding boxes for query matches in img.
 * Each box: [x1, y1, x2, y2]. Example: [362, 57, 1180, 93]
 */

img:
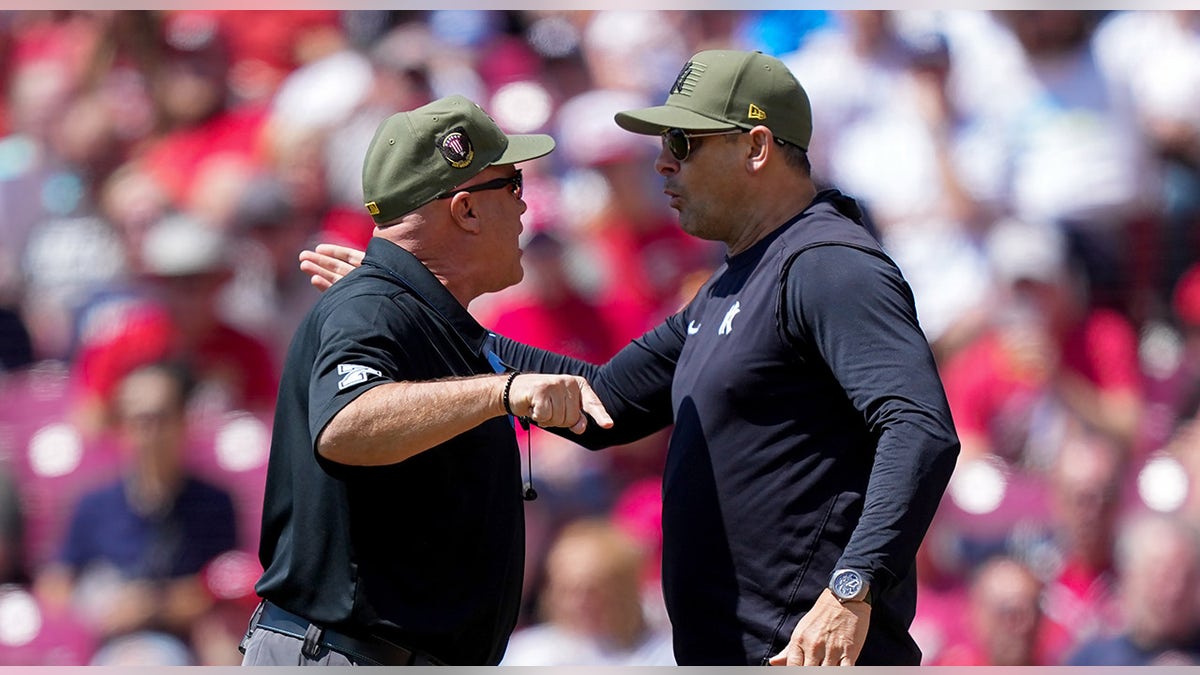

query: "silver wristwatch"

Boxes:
[829, 568, 872, 605]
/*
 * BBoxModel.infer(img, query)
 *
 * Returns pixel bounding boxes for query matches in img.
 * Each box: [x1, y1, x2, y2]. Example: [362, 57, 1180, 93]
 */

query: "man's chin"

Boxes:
[506, 268, 525, 291]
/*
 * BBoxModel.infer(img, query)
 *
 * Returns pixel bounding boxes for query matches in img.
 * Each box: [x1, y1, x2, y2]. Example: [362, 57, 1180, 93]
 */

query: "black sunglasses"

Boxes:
[660, 128, 744, 162]
[661, 127, 791, 162]
[437, 169, 523, 200]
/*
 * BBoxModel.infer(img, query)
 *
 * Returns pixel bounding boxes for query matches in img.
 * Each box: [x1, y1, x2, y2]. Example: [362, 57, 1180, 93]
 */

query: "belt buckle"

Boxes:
[301, 623, 325, 661]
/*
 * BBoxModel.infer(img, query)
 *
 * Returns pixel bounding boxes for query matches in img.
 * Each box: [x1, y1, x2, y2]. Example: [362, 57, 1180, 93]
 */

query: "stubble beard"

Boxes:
[675, 200, 723, 244]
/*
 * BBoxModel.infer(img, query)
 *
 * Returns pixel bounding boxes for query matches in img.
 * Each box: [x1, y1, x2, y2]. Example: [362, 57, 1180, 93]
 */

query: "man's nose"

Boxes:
[654, 144, 678, 176]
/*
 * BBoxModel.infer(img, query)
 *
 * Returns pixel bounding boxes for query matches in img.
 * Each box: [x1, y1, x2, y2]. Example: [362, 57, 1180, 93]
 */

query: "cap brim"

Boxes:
[493, 134, 556, 165]
[614, 105, 737, 135]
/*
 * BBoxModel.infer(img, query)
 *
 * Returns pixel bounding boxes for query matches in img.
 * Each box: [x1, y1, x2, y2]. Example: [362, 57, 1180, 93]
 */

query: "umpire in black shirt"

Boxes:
[241, 95, 612, 666]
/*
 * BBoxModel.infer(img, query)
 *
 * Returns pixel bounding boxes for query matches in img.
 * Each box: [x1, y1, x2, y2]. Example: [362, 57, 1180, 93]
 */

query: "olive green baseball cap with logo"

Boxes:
[362, 94, 555, 224]
[614, 49, 812, 151]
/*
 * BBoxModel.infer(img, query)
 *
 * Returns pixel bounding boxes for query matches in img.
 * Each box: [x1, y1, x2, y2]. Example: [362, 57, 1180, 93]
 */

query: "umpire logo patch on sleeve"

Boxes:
[337, 364, 383, 390]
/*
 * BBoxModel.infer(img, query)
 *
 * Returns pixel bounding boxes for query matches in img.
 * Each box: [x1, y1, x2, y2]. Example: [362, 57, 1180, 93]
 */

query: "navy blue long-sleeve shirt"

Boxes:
[497, 190, 959, 665]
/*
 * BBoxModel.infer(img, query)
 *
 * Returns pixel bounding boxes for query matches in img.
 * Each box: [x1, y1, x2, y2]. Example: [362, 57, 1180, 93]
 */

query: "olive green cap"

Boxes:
[615, 49, 812, 151]
[362, 94, 555, 224]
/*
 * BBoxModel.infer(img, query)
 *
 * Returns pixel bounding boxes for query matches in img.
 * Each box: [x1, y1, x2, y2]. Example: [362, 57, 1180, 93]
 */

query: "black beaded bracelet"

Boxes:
[502, 370, 520, 417]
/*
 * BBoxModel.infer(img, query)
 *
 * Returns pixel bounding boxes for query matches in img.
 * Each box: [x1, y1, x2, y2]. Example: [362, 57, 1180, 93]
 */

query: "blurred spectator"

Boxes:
[501, 518, 674, 665]
[953, 11, 1159, 319]
[262, 47, 371, 216]
[935, 555, 1052, 665]
[1, 12, 97, 262]
[1006, 427, 1126, 660]
[34, 361, 238, 652]
[941, 218, 1143, 469]
[71, 212, 278, 432]
[216, 172, 321, 355]
[135, 12, 269, 213]
[1094, 10, 1200, 308]
[49, 87, 123, 207]
[1, 15, 144, 363]
[782, 11, 920, 185]
[20, 214, 129, 362]
[1043, 430, 1126, 644]
[1067, 512, 1200, 664]
[579, 11, 690, 95]
[208, 10, 345, 104]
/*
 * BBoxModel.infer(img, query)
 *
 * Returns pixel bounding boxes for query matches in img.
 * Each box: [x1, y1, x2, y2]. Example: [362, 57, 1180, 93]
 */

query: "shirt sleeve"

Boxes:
[307, 291, 419, 453]
[494, 316, 684, 448]
[784, 244, 960, 593]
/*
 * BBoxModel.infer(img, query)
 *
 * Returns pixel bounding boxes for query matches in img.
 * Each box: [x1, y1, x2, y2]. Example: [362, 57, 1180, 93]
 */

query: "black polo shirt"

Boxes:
[255, 238, 524, 665]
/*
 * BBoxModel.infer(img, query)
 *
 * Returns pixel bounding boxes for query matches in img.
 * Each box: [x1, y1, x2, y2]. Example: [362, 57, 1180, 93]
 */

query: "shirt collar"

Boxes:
[361, 237, 491, 355]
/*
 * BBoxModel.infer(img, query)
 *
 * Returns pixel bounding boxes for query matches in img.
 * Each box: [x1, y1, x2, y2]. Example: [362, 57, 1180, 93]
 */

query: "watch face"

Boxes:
[832, 570, 863, 599]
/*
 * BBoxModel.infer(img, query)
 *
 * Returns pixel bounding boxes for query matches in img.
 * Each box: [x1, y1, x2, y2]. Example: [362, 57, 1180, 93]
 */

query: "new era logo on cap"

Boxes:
[748, 104, 766, 121]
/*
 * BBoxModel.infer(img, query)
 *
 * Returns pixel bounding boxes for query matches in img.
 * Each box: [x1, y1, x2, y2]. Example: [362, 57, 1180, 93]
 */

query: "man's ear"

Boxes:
[746, 126, 773, 173]
[447, 192, 483, 234]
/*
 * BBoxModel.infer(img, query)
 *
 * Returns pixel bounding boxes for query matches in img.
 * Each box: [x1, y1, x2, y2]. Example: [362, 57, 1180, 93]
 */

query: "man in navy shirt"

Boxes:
[302, 51, 959, 666]
[38, 361, 237, 645]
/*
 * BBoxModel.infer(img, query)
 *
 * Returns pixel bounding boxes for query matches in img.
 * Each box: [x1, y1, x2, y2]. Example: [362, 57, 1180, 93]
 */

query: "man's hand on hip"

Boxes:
[768, 588, 870, 666]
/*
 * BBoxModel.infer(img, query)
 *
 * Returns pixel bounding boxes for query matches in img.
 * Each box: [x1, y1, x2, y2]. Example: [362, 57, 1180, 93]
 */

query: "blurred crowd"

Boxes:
[0, 8, 1198, 666]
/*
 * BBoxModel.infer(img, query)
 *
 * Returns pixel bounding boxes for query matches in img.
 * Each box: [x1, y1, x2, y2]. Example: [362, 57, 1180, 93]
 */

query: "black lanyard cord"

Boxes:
[519, 415, 536, 501]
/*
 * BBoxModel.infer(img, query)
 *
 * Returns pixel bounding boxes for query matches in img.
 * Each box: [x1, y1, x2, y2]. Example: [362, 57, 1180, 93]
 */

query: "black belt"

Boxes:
[252, 600, 441, 666]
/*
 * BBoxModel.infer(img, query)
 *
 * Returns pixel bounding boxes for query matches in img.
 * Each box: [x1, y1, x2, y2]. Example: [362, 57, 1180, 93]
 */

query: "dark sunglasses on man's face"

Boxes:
[660, 128, 744, 162]
[437, 169, 523, 200]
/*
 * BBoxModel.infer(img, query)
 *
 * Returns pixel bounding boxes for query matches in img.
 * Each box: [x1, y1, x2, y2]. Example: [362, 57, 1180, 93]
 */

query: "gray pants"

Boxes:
[240, 627, 359, 666]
